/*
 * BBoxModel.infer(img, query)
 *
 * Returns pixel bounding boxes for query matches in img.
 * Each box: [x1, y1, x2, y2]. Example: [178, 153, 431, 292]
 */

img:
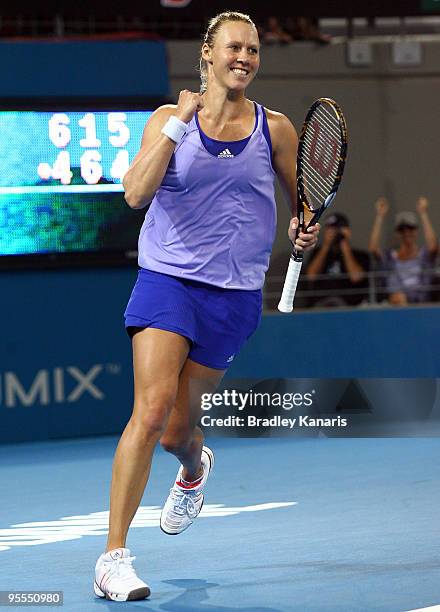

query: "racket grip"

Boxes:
[277, 257, 303, 313]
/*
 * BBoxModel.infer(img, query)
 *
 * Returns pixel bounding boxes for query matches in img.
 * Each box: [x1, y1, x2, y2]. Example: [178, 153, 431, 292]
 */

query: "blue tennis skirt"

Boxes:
[124, 268, 262, 370]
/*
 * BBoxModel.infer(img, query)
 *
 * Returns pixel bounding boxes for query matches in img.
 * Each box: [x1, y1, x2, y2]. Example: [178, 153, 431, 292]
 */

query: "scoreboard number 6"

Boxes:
[49, 114, 71, 148]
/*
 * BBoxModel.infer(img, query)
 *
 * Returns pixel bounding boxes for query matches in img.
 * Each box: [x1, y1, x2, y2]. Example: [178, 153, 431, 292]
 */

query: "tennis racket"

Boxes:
[278, 97, 348, 313]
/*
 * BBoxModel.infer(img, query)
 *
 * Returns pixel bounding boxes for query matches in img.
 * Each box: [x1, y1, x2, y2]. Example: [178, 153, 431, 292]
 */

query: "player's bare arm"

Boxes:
[267, 108, 320, 251]
[123, 91, 203, 209]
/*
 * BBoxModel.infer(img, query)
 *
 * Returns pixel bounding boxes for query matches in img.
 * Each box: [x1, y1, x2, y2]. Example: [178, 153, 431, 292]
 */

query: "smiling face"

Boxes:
[202, 20, 260, 92]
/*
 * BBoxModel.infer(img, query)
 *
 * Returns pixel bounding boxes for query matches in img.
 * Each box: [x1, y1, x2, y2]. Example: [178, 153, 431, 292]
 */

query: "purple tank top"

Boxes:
[137, 102, 276, 290]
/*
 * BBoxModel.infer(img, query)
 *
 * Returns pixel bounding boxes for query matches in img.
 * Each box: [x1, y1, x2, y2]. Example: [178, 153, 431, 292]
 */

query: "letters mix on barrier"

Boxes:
[1, 367, 439, 441]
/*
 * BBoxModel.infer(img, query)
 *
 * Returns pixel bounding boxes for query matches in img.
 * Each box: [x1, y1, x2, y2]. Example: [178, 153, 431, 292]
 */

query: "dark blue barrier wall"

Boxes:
[0, 40, 169, 98]
[1, 267, 440, 443]
[229, 307, 440, 378]
[0, 268, 136, 443]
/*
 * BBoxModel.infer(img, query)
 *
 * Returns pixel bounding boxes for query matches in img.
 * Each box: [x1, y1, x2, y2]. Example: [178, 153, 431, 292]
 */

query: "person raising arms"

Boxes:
[94, 11, 319, 602]
[369, 196, 437, 305]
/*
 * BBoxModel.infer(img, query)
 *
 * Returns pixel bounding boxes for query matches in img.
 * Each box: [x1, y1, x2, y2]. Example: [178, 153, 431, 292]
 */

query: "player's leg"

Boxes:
[94, 328, 189, 602]
[106, 327, 190, 551]
[159, 359, 225, 534]
[159, 281, 262, 535]
[160, 358, 225, 479]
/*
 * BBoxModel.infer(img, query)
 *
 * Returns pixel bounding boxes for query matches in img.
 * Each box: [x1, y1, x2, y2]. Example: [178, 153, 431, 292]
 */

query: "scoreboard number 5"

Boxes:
[108, 113, 130, 147]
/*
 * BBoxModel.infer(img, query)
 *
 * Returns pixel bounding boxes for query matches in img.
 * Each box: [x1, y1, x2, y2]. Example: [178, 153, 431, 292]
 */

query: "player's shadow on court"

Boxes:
[158, 578, 282, 611]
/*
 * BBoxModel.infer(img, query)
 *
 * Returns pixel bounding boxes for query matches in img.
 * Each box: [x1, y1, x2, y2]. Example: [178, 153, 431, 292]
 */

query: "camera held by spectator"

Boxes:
[305, 212, 370, 308]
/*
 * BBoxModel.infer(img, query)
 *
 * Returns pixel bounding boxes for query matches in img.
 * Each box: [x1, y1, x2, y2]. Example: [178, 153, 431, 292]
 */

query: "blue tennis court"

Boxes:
[1, 436, 439, 611]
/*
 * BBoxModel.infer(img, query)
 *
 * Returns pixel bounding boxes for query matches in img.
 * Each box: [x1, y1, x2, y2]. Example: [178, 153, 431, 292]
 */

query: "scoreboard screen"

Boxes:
[0, 109, 153, 267]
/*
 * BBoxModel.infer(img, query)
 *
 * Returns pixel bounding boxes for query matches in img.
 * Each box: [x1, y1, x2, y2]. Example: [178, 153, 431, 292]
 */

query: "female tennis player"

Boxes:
[94, 11, 320, 601]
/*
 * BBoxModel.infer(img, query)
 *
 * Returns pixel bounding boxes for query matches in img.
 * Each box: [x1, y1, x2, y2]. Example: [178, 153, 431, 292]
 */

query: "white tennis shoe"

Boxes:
[94, 547, 150, 601]
[160, 446, 214, 535]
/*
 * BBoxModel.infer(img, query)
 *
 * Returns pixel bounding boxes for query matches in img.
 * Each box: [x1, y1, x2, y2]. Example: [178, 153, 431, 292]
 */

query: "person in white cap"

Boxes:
[369, 196, 438, 305]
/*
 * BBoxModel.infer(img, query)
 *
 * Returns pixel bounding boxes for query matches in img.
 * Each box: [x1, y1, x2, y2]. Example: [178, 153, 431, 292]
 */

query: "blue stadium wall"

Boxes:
[0, 40, 169, 98]
[1, 267, 440, 443]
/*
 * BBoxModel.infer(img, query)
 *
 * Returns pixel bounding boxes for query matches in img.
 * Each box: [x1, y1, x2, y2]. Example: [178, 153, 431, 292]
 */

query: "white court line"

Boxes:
[405, 605, 440, 611]
[0, 502, 297, 551]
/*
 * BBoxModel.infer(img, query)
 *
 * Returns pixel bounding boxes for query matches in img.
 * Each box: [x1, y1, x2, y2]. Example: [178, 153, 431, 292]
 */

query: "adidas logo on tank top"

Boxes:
[217, 148, 234, 158]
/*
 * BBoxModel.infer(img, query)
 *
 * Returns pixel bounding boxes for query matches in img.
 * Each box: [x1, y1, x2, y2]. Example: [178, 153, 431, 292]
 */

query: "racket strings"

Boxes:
[313, 104, 342, 139]
[300, 161, 331, 203]
[304, 130, 339, 173]
[307, 105, 342, 167]
[301, 148, 336, 188]
[300, 103, 343, 211]
[301, 155, 335, 201]
[303, 131, 340, 182]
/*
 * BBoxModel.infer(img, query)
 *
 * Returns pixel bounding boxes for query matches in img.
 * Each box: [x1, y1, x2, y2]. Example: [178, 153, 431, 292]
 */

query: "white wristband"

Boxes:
[161, 115, 187, 144]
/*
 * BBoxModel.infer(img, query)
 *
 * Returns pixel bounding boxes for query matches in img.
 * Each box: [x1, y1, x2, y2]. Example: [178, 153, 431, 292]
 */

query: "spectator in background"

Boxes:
[262, 16, 292, 44]
[305, 212, 370, 307]
[285, 17, 331, 44]
[369, 196, 438, 305]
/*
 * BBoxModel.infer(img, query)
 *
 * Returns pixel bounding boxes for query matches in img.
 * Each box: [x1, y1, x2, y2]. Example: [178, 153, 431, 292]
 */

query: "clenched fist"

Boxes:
[175, 90, 204, 124]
